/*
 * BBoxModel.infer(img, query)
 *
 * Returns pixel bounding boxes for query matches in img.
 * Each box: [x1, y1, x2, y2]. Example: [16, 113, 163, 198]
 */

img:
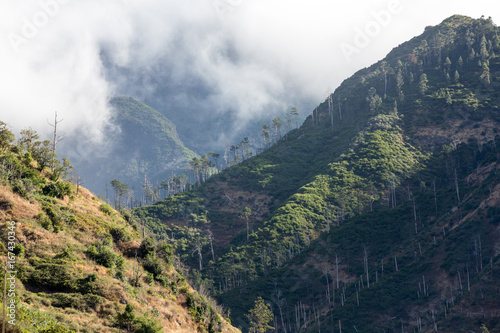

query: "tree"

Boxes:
[481, 324, 490, 333]
[47, 111, 64, 173]
[446, 91, 452, 106]
[419, 74, 428, 96]
[261, 124, 271, 148]
[366, 87, 382, 113]
[189, 157, 203, 185]
[18, 127, 40, 154]
[454, 70, 460, 83]
[272, 117, 283, 142]
[110, 179, 129, 209]
[208, 151, 220, 172]
[240, 206, 252, 241]
[116, 303, 136, 332]
[246, 297, 274, 333]
[444, 57, 452, 71]
[480, 61, 491, 85]
[0, 121, 14, 150]
[480, 35, 489, 61]
[290, 107, 299, 128]
[396, 68, 404, 101]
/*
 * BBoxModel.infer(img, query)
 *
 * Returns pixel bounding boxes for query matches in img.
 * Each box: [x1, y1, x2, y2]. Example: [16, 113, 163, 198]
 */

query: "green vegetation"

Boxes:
[246, 297, 274, 333]
[134, 15, 500, 332]
[0, 128, 237, 332]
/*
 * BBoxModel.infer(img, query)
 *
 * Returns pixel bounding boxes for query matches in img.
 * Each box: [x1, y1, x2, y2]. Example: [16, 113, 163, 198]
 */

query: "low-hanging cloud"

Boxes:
[1, 0, 498, 156]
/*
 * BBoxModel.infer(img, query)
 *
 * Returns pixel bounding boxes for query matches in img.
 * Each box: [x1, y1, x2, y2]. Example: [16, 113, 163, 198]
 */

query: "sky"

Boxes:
[0, 0, 499, 156]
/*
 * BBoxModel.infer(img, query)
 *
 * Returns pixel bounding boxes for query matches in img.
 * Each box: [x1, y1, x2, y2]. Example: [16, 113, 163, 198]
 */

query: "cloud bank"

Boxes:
[0, 0, 498, 155]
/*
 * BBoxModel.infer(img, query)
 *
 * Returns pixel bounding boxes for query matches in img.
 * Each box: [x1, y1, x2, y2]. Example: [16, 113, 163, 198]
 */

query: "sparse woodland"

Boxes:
[1, 14, 500, 333]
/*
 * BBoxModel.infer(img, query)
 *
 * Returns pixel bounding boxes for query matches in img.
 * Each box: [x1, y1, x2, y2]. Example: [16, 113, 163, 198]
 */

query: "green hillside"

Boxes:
[79, 97, 198, 202]
[0, 125, 238, 332]
[133, 15, 500, 332]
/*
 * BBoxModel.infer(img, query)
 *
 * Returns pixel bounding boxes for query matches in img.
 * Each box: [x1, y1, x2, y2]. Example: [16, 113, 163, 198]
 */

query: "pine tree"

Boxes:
[419, 74, 428, 96]
[240, 206, 252, 241]
[290, 107, 299, 129]
[480, 62, 491, 85]
[366, 87, 382, 113]
[480, 35, 489, 61]
[246, 297, 274, 333]
[396, 68, 404, 101]
[444, 57, 452, 71]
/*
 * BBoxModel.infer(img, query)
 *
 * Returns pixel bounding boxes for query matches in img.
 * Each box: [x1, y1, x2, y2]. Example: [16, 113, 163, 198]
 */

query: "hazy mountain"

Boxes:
[134, 15, 500, 332]
[76, 96, 197, 201]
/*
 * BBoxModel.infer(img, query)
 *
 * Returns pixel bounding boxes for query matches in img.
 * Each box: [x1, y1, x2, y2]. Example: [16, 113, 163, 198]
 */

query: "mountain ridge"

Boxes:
[134, 15, 500, 332]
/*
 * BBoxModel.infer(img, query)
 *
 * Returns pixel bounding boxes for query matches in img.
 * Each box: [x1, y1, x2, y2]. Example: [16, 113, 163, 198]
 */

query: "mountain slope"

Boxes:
[0, 131, 238, 333]
[134, 15, 500, 332]
[78, 97, 197, 201]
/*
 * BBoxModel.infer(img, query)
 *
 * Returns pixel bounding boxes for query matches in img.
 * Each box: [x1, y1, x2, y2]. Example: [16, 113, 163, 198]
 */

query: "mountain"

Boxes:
[0, 129, 238, 332]
[133, 15, 500, 332]
[77, 96, 197, 201]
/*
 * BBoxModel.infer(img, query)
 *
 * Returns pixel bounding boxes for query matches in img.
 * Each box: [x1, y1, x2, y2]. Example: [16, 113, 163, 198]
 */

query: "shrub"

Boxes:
[145, 272, 154, 285]
[13, 243, 24, 257]
[49, 293, 104, 312]
[116, 304, 135, 330]
[29, 262, 77, 291]
[139, 237, 156, 258]
[85, 243, 121, 268]
[157, 241, 174, 264]
[77, 273, 101, 295]
[99, 204, 113, 215]
[42, 204, 62, 233]
[143, 253, 163, 278]
[134, 314, 163, 333]
[42, 181, 71, 199]
[110, 227, 131, 243]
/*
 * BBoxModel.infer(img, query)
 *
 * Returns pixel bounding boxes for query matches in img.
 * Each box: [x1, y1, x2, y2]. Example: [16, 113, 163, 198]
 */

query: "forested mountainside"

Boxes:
[134, 15, 500, 332]
[0, 127, 238, 332]
[77, 97, 198, 202]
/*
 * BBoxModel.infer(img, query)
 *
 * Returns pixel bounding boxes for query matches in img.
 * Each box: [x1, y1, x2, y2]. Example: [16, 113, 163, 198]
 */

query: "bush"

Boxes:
[145, 272, 154, 285]
[157, 241, 174, 264]
[85, 243, 121, 268]
[134, 314, 163, 333]
[49, 293, 104, 312]
[110, 227, 131, 243]
[13, 243, 24, 257]
[42, 204, 62, 233]
[99, 203, 113, 215]
[139, 237, 156, 258]
[143, 253, 163, 278]
[77, 273, 101, 295]
[42, 181, 71, 199]
[29, 262, 77, 291]
[116, 304, 135, 330]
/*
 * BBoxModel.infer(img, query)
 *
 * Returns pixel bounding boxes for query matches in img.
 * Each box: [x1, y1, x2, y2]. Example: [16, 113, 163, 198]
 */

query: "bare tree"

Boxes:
[47, 111, 64, 172]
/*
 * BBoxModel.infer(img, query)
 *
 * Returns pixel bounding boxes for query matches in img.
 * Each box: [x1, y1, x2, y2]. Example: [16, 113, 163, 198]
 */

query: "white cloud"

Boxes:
[0, 0, 498, 154]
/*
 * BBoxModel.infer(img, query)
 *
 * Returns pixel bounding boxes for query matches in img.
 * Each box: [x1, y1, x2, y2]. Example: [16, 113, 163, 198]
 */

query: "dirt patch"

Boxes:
[200, 179, 274, 248]
[410, 116, 498, 150]
[465, 162, 499, 186]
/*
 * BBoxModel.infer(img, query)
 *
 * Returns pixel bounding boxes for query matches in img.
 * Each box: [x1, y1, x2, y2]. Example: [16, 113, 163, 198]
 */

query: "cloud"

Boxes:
[1, 0, 499, 154]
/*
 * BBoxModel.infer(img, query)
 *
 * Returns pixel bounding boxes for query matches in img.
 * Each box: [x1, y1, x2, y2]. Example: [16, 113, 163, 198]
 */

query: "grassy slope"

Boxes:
[0, 144, 238, 332]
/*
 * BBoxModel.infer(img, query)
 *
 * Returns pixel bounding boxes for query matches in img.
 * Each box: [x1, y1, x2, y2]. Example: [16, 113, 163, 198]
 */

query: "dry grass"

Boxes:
[0, 184, 41, 220]
[4, 182, 240, 332]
